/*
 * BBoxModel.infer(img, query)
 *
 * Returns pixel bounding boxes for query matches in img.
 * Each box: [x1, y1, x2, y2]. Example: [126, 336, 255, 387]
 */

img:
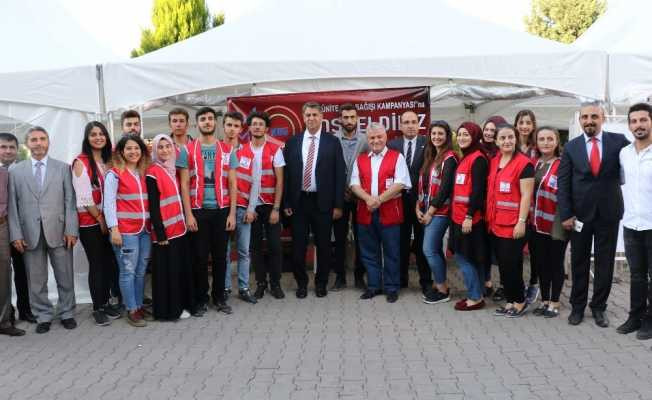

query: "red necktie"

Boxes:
[303, 136, 316, 190]
[590, 137, 600, 177]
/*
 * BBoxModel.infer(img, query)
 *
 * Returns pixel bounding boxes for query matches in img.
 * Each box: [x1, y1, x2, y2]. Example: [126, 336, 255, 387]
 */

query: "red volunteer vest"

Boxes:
[109, 167, 150, 234]
[356, 149, 404, 226]
[146, 163, 187, 241]
[256, 141, 281, 205]
[531, 158, 560, 235]
[75, 153, 103, 227]
[418, 150, 457, 217]
[235, 143, 255, 208]
[451, 150, 487, 225]
[486, 152, 532, 238]
[187, 140, 232, 209]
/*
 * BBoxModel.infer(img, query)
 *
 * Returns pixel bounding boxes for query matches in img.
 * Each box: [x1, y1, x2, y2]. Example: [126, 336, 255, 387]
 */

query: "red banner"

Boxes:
[227, 86, 430, 142]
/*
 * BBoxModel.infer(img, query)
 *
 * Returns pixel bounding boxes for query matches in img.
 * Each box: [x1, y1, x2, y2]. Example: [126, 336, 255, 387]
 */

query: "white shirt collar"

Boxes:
[584, 131, 603, 143]
[304, 128, 322, 139]
[368, 147, 388, 158]
[31, 156, 48, 167]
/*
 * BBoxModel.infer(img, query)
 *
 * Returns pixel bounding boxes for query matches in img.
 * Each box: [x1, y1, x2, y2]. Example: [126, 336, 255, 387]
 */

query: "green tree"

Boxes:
[131, 0, 224, 57]
[524, 0, 606, 44]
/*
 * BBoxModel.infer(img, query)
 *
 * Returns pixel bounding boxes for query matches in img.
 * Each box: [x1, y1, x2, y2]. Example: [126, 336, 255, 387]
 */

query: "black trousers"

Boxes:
[332, 200, 364, 280]
[623, 227, 652, 321]
[530, 231, 567, 302]
[192, 208, 229, 305]
[291, 192, 332, 289]
[252, 204, 283, 287]
[152, 235, 194, 320]
[569, 218, 618, 312]
[10, 246, 30, 316]
[493, 235, 526, 304]
[400, 193, 431, 289]
[79, 225, 119, 310]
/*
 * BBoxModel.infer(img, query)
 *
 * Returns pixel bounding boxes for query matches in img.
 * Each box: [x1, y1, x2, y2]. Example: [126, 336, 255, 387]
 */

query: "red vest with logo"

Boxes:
[146, 163, 186, 241]
[451, 150, 487, 225]
[531, 158, 560, 235]
[256, 141, 281, 205]
[109, 167, 150, 234]
[235, 143, 255, 208]
[75, 153, 103, 227]
[486, 152, 532, 238]
[187, 140, 232, 209]
[356, 149, 404, 226]
[418, 150, 458, 217]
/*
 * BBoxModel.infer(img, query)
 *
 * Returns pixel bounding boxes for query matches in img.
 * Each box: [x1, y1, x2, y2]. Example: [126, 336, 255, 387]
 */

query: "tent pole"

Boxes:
[96, 64, 108, 121]
[604, 53, 615, 115]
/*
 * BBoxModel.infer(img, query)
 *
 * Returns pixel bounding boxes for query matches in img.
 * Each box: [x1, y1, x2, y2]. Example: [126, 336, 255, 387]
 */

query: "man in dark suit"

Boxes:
[558, 102, 630, 328]
[388, 111, 432, 294]
[283, 102, 345, 298]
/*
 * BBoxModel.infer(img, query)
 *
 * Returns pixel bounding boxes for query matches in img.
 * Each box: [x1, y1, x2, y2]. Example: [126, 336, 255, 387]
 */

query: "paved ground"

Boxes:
[1, 263, 651, 400]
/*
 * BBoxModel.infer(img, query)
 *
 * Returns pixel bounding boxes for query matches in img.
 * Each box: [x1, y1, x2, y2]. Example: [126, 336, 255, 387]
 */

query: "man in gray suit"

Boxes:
[8, 127, 79, 334]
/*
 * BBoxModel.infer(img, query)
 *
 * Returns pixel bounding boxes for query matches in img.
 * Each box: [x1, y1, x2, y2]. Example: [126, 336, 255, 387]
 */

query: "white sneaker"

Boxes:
[180, 310, 191, 319]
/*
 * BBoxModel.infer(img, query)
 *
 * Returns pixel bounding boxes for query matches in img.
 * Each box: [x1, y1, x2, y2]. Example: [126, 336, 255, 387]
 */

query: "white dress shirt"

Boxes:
[620, 142, 652, 231]
[301, 129, 321, 192]
[350, 147, 411, 196]
[31, 156, 48, 186]
[584, 131, 603, 159]
[402, 136, 418, 167]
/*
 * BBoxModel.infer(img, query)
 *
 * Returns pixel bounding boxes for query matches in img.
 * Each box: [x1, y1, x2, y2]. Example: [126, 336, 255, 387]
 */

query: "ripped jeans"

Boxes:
[112, 231, 151, 312]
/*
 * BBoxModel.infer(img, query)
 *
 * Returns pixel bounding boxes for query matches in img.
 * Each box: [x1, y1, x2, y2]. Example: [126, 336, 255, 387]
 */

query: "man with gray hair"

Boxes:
[8, 127, 79, 334]
[350, 123, 411, 303]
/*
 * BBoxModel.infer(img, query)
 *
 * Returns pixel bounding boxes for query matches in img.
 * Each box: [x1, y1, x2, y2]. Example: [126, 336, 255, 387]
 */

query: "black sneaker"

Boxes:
[239, 289, 258, 304]
[492, 287, 505, 302]
[423, 290, 450, 305]
[506, 304, 528, 318]
[215, 301, 233, 315]
[92, 311, 110, 326]
[532, 304, 548, 316]
[102, 305, 122, 320]
[494, 306, 509, 316]
[254, 284, 266, 299]
[270, 286, 285, 299]
[543, 306, 560, 318]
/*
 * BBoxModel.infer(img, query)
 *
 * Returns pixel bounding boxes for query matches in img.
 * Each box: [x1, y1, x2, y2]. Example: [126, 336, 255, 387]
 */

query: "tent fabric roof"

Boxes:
[103, 0, 607, 111]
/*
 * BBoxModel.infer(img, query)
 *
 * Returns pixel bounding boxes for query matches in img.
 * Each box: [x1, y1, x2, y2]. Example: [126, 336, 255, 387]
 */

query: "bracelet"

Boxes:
[273, 207, 280, 211]
[518, 218, 526, 223]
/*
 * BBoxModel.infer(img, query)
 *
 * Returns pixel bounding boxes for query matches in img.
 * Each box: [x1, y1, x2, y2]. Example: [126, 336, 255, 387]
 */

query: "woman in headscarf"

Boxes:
[481, 116, 507, 159]
[146, 134, 194, 321]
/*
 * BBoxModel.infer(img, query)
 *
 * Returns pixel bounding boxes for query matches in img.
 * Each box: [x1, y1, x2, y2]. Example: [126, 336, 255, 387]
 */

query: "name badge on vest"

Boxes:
[239, 157, 251, 169]
[499, 181, 511, 193]
[222, 153, 230, 165]
[385, 178, 394, 189]
[548, 175, 558, 190]
[455, 173, 466, 185]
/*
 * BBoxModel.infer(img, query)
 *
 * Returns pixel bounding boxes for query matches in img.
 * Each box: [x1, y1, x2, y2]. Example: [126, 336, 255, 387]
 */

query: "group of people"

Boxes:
[0, 100, 650, 346]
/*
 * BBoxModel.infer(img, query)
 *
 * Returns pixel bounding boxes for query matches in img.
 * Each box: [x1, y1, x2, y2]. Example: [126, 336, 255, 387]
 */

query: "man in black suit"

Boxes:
[558, 101, 630, 328]
[283, 102, 345, 298]
[388, 111, 432, 294]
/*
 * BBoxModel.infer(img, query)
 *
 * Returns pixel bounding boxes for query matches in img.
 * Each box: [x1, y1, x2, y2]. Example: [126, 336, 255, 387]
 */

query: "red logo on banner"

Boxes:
[227, 86, 430, 142]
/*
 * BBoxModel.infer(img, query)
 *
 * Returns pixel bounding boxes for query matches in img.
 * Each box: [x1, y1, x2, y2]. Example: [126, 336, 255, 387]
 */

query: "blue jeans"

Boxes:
[455, 253, 483, 301]
[358, 211, 400, 293]
[112, 231, 151, 312]
[422, 216, 449, 285]
[225, 207, 252, 290]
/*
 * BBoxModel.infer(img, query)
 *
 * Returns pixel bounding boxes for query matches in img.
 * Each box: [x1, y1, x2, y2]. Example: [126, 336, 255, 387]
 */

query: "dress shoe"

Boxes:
[636, 320, 652, 340]
[592, 310, 609, 328]
[254, 284, 266, 299]
[386, 292, 399, 303]
[270, 285, 285, 299]
[454, 300, 486, 311]
[238, 289, 258, 304]
[315, 286, 328, 298]
[61, 318, 77, 330]
[35, 322, 51, 334]
[0, 325, 25, 336]
[214, 301, 233, 315]
[18, 312, 37, 324]
[568, 310, 584, 326]
[359, 290, 377, 300]
[616, 317, 641, 334]
[296, 287, 307, 299]
[330, 277, 346, 292]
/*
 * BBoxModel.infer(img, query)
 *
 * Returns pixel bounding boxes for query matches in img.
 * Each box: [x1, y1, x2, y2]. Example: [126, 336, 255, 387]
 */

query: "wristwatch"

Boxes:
[518, 217, 526, 223]
[273, 207, 280, 211]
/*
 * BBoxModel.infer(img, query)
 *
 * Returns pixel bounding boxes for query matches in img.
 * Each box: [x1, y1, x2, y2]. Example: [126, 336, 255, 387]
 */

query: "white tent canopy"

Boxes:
[103, 0, 606, 128]
[574, 0, 652, 107]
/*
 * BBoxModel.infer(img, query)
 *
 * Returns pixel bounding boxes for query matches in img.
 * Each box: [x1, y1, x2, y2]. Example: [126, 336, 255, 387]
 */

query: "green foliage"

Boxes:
[131, 0, 225, 57]
[524, 0, 606, 43]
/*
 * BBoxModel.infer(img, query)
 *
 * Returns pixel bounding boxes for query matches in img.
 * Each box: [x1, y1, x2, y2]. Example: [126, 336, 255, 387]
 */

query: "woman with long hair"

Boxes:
[486, 124, 534, 318]
[449, 122, 488, 311]
[72, 121, 121, 326]
[529, 127, 568, 318]
[481, 116, 507, 159]
[515, 110, 537, 159]
[146, 134, 194, 320]
[417, 121, 458, 304]
[104, 135, 152, 327]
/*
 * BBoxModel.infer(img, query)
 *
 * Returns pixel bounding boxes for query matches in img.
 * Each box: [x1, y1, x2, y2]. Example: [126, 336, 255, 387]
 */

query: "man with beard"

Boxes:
[558, 101, 629, 328]
[616, 103, 652, 342]
[247, 111, 286, 300]
[120, 110, 142, 137]
[168, 108, 193, 152]
[177, 107, 238, 315]
[333, 104, 368, 290]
